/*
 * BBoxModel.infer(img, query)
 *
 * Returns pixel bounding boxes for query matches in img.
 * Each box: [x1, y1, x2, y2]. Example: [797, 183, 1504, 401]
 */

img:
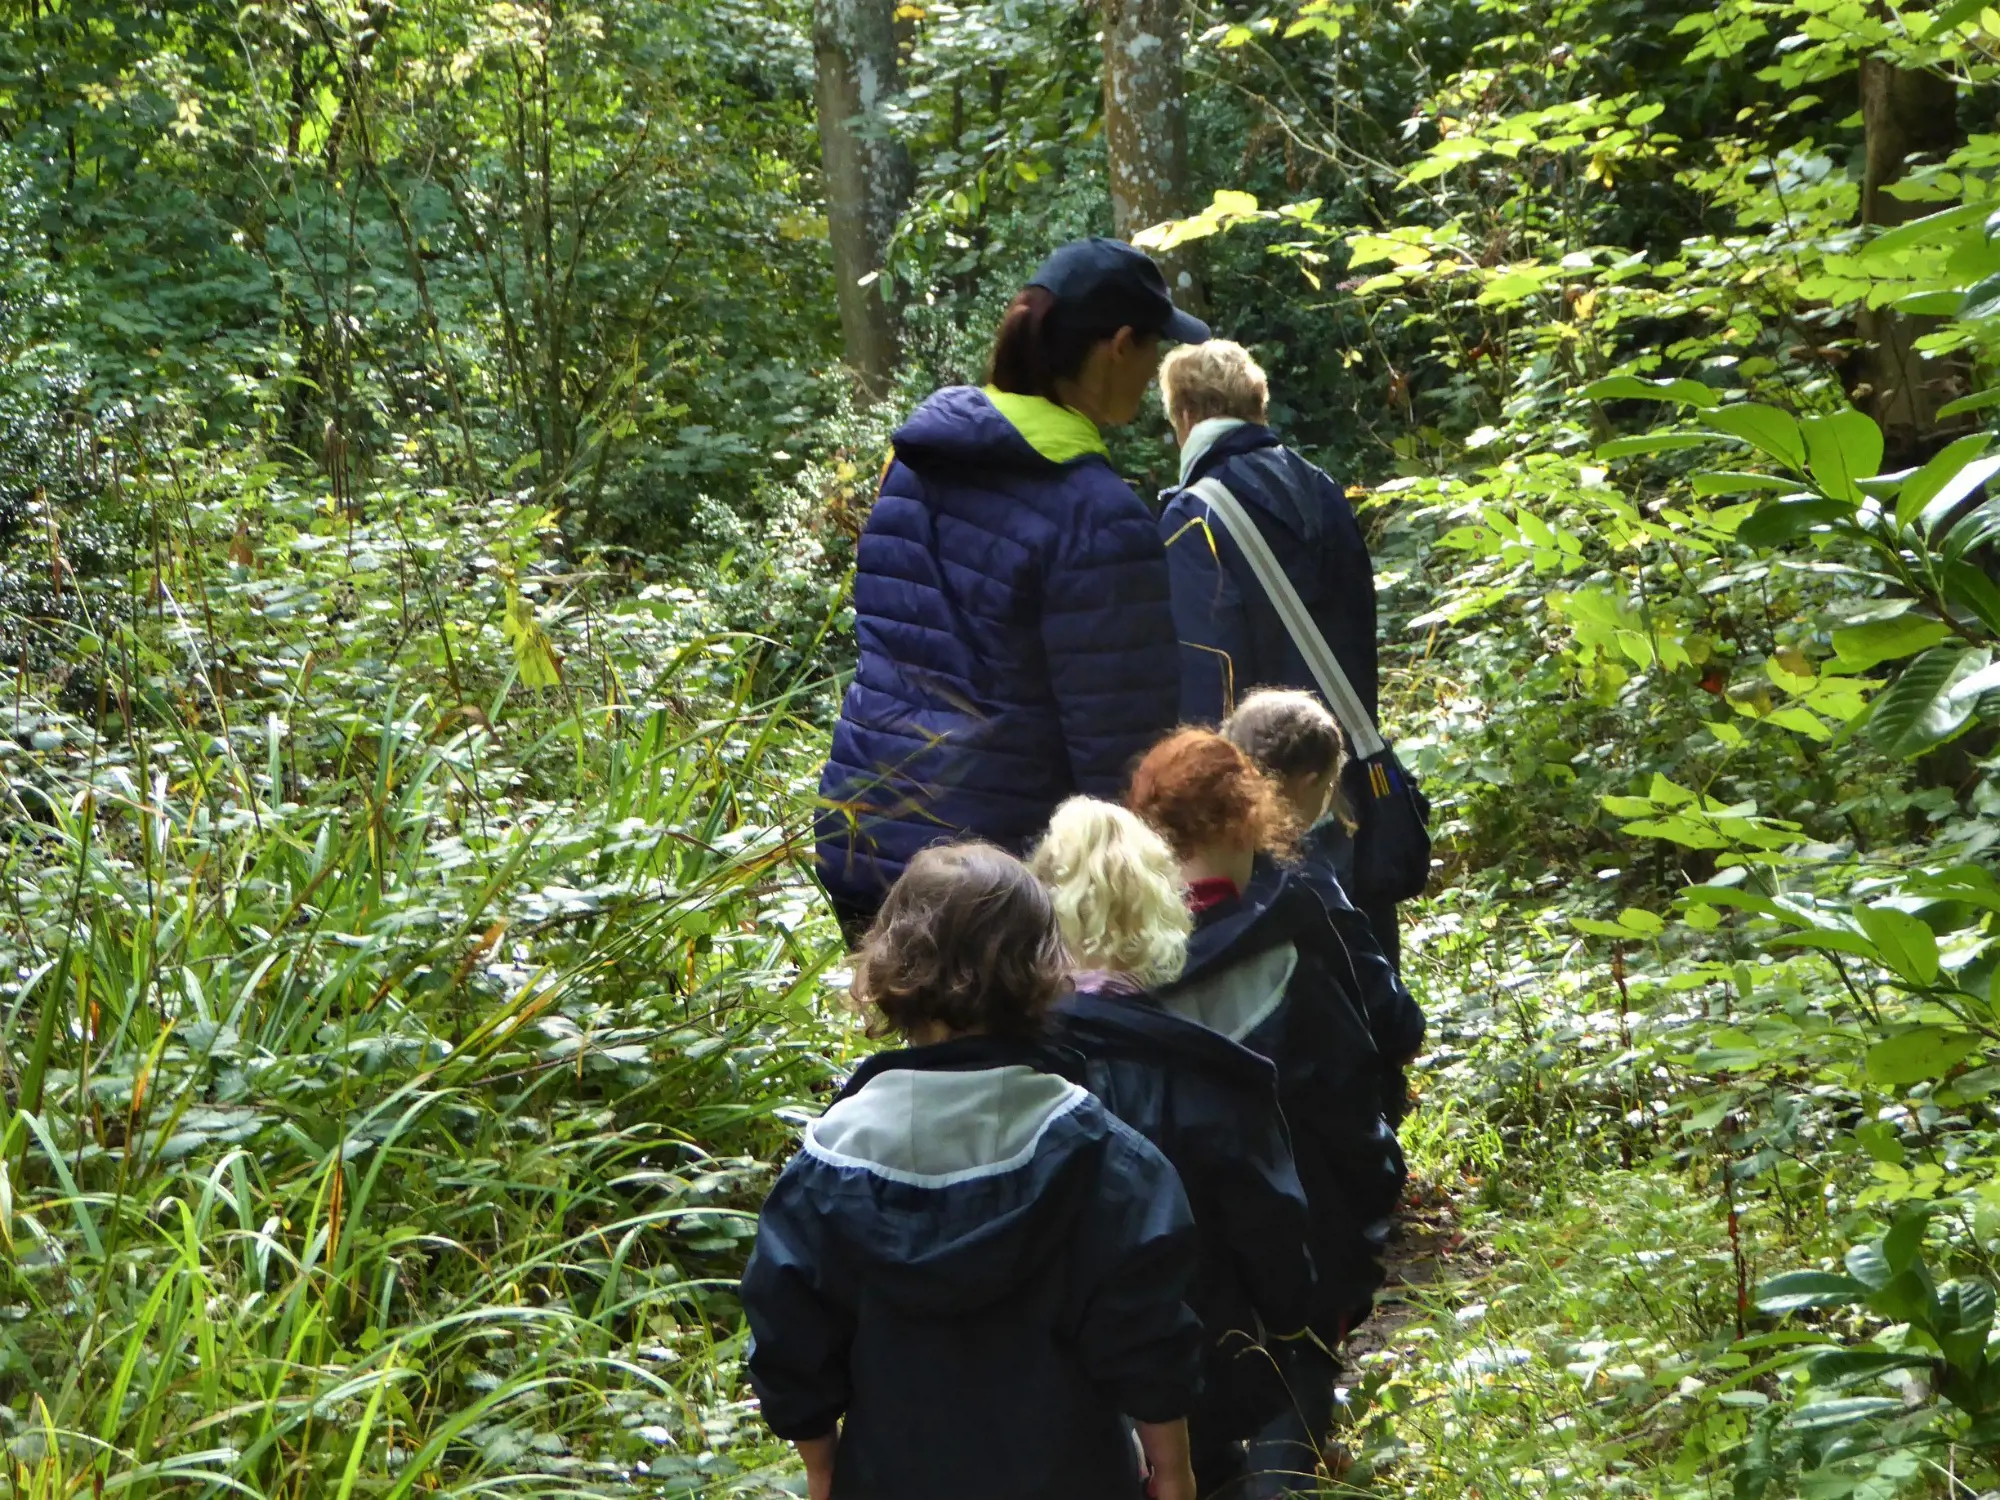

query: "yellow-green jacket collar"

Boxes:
[981, 386, 1109, 464]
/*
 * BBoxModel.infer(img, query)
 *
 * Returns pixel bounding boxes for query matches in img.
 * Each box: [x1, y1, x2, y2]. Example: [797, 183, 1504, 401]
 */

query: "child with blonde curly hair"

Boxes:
[1031, 798, 1315, 1492]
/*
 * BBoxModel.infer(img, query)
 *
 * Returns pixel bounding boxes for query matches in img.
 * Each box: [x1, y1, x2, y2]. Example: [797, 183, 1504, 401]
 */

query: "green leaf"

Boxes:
[1896, 432, 1993, 530]
[1870, 646, 1992, 758]
[1756, 1270, 1868, 1314]
[1832, 614, 1953, 670]
[1785, 1397, 1903, 1430]
[1913, 454, 2000, 536]
[1801, 409, 1883, 504]
[1735, 497, 1856, 547]
[1941, 560, 2000, 635]
[1692, 471, 1804, 496]
[1854, 903, 1940, 985]
[1594, 432, 1713, 459]
[1933, 1279, 1996, 1372]
[1856, 201, 1987, 266]
[1866, 1026, 1981, 1086]
[1937, 386, 2000, 419]
[1584, 375, 1719, 409]
[1961, 269, 2000, 323]
[1706, 405, 1805, 472]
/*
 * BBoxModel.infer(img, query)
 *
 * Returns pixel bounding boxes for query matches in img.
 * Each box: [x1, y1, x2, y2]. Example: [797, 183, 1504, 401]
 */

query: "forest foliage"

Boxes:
[4, 1, 2000, 1498]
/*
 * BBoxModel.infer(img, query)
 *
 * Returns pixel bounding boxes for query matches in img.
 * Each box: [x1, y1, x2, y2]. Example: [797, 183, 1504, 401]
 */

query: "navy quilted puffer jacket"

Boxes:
[816, 385, 1180, 913]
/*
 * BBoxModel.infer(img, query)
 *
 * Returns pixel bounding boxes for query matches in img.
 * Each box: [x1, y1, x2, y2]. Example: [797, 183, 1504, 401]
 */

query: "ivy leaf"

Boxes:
[1706, 404, 1805, 472]
[1869, 646, 1991, 758]
[1866, 1026, 1981, 1086]
[1801, 409, 1883, 505]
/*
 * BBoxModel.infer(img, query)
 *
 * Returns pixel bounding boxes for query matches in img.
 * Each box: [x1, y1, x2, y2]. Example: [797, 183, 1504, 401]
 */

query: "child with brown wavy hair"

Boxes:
[1128, 729, 1404, 1497]
[1224, 689, 1424, 1127]
[742, 842, 1203, 1500]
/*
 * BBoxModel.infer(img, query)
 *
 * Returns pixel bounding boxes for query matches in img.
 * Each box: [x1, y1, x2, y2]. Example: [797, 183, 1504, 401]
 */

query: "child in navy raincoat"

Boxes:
[1030, 797, 1315, 1494]
[741, 842, 1204, 1500]
[1129, 730, 1406, 1497]
[1223, 689, 1425, 1123]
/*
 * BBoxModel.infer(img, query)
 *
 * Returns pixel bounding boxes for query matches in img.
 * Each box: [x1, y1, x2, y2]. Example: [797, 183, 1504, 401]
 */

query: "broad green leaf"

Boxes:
[1854, 903, 1940, 985]
[1831, 614, 1954, 670]
[1706, 405, 1805, 472]
[1801, 409, 1883, 504]
[1942, 560, 2000, 635]
[1584, 375, 1718, 408]
[1913, 454, 2000, 536]
[1870, 646, 1992, 758]
[1755, 1270, 1867, 1314]
[1937, 386, 2000, 419]
[1785, 1397, 1903, 1430]
[1855, 201, 1987, 266]
[1933, 1279, 1997, 1371]
[1735, 497, 1855, 547]
[1692, 471, 1802, 496]
[1866, 1025, 1980, 1086]
[1594, 432, 1712, 459]
[1961, 268, 2000, 322]
[1897, 432, 1993, 529]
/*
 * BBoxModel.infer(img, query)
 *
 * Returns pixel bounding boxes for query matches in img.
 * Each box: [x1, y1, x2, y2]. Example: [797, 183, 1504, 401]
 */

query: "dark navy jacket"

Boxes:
[1158, 423, 1377, 726]
[741, 1037, 1203, 1500]
[1159, 864, 1405, 1337]
[817, 387, 1180, 912]
[1049, 989, 1314, 1438]
[1287, 831, 1425, 1122]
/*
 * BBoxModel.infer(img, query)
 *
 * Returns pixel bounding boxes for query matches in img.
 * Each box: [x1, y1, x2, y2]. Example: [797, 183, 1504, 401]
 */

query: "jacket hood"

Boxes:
[892, 385, 1109, 472]
[1175, 425, 1323, 546]
[799, 1041, 1102, 1315]
[1165, 861, 1331, 1040]
[1052, 990, 1278, 1091]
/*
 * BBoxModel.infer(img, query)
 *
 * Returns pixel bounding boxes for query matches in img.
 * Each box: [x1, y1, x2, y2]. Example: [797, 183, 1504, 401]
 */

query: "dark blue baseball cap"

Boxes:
[1027, 237, 1211, 345]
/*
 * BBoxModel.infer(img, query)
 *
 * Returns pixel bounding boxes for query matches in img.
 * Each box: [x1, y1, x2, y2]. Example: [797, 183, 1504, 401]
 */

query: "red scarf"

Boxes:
[1186, 876, 1240, 916]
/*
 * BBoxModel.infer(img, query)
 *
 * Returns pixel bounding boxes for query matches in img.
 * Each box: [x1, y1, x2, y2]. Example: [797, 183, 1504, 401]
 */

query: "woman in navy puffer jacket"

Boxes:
[816, 239, 1210, 935]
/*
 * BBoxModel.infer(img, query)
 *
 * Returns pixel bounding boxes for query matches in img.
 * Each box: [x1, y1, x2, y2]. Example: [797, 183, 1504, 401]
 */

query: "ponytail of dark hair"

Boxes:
[987, 287, 1105, 400]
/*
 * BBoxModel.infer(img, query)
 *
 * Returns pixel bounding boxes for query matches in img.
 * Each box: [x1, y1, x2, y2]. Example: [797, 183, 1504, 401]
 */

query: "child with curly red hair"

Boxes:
[1128, 728, 1404, 1497]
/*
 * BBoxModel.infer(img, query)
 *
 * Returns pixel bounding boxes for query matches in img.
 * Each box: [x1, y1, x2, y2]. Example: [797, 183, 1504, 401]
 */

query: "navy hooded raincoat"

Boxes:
[816, 387, 1180, 915]
[741, 1037, 1203, 1500]
[1048, 989, 1315, 1439]
[1159, 862, 1405, 1338]
[1157, 422, 1376, 728]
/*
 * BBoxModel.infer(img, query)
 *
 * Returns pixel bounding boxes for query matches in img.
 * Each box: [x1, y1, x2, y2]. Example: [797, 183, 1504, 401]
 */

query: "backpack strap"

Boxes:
[1187, 476, 1386, 760]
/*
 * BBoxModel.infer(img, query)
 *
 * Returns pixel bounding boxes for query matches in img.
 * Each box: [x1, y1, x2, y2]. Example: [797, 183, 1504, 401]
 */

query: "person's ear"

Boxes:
[1108, 325, 1138, 361]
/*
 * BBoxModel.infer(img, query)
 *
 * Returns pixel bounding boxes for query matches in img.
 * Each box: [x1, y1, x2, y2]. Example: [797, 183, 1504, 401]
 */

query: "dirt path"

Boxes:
[1346, 1177, 1466, 1366]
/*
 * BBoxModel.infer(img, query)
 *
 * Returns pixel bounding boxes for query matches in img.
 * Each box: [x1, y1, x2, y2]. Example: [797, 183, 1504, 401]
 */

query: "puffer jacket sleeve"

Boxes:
[1159, 489, 1254, 726]
[1202, 1097, 1316, 1336]
[741, 1169, 853, 1442]
[1071, 1120, 1204, 1422]
[1041, 476, 1180, 796]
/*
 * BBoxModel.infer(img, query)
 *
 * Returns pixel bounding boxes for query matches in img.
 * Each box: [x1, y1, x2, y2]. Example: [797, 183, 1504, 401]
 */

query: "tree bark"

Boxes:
[813, 0, 912, 399]
[1101, 0, 1202, 311]
[1855, 57, 1963, 463]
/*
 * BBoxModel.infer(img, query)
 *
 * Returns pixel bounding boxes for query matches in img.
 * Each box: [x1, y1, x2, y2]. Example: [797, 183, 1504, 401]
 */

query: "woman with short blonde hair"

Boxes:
[1158, 339, 1270, 436]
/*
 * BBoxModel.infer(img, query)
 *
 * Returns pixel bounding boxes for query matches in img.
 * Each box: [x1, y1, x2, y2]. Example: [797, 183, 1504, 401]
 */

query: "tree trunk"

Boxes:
[813, 0, 912, 399]
[1101, 0, 1202, 311]
[1855, 57, 1964, 463]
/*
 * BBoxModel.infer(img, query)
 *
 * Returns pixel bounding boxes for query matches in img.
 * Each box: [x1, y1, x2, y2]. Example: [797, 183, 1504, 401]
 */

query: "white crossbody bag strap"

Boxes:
[1188, 476, 1386, 761]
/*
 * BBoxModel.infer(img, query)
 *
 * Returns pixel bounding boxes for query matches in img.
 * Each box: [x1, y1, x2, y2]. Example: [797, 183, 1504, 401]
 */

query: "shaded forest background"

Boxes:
[5, 1, 2000, 1497]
